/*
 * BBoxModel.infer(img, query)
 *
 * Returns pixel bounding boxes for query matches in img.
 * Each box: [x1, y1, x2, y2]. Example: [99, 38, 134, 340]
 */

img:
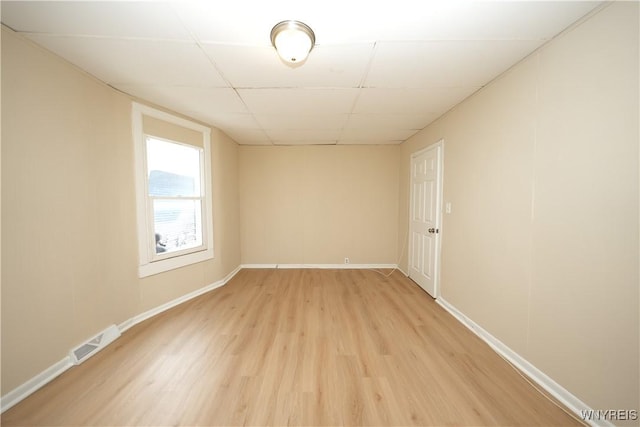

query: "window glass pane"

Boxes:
[146, 137, 201, 197]
[153, 199, 203, 254]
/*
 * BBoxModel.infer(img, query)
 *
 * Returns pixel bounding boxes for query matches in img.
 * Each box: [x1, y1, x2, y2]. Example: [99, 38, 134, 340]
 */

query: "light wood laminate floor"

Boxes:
[2, 269, 582, 426]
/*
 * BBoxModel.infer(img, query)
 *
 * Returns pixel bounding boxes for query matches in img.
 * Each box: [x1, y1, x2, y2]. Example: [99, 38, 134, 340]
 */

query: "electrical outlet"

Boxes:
[344, 257, 350, 264]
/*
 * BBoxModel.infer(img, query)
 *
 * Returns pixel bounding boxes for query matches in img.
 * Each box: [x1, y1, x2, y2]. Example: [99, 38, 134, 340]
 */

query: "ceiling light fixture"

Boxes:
[270, 20, 315, 64]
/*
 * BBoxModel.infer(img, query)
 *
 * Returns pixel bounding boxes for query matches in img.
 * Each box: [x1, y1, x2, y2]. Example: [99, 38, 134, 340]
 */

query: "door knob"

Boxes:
[428, 228, 439, 234]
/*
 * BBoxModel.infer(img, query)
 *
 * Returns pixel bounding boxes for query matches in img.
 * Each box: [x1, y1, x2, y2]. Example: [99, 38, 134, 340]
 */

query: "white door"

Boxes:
[409, 143, 442, 298]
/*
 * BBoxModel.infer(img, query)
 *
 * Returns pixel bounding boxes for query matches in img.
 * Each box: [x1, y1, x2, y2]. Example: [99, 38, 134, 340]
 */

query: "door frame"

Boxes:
[408, 139, 444, 298]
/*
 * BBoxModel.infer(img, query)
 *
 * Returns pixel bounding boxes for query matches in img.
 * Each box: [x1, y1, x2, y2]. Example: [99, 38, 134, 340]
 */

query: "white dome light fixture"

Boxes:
[270, 20, 315, 64]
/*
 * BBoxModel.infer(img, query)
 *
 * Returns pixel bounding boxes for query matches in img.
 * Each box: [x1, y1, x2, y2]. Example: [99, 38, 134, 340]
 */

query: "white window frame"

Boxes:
[132, 103, 214, 278]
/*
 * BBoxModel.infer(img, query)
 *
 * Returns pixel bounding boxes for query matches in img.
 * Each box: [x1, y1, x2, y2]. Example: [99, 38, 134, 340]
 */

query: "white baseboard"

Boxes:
[436, 298, 612, 427]
[241, 263, 398, 270]
[240, 263, 277, 269]
[0, 357, 73, 413]
[119, 265, 241, 334]
[0, 265, 242, 414]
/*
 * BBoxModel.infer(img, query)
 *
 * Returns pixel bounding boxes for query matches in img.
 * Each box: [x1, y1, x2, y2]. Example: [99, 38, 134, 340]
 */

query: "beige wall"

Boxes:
[239, 145, 399, 265]
[399, 2, 639, 414]
[1, 28, 241, 393]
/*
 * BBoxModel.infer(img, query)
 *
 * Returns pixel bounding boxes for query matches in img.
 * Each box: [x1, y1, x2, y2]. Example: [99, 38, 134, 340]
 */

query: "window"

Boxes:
[147, 137, 203, 256]
[132, 103, 213, 277]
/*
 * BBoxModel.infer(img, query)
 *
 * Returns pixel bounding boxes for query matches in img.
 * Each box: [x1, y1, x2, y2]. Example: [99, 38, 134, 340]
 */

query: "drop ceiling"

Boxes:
[1, 1, 603, 145]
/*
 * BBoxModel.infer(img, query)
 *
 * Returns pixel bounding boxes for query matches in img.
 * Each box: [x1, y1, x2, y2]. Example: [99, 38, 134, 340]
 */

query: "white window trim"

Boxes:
[132, 103, 214, 278]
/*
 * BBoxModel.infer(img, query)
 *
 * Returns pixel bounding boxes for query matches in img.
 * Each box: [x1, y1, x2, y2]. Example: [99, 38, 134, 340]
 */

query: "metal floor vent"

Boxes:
[69, 324, 120, 365]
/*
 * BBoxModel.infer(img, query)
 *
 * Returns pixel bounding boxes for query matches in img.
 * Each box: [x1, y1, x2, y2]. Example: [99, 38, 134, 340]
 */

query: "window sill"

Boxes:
[138, 248, 214, 278]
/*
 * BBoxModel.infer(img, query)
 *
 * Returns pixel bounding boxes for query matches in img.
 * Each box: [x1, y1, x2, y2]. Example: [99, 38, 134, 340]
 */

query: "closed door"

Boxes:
[409, 143, 442, 298]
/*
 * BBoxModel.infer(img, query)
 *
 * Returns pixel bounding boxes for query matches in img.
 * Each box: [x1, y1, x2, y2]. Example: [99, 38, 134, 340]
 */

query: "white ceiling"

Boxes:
[1, 0, 602, 145]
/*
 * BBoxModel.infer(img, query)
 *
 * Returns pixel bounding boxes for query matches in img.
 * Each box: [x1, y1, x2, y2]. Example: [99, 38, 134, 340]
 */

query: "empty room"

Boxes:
[1, 1, 638, 426]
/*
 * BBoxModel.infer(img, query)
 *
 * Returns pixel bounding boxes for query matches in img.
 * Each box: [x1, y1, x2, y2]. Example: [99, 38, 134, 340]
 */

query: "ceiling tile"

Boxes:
[354, 87, 475, 116]
[25, 35, 228, 87]
[340, 128, 418, 141]
[265, 129, 340, 142]
[255, 114, 349, 130]
[345, 113, 428, 130]
[193, 113, 261, 131]
[365, 40, 542, 88]
[1, 1, 191, 40]
[333, 1, 602, 42]
[116, 86, 248, 117]
[223, 129, 272, 145]
[239, 88, 359, 114]
[202, 43, 374, 88]
[173, 1, 287, 45]
[418, 1, 603, 41]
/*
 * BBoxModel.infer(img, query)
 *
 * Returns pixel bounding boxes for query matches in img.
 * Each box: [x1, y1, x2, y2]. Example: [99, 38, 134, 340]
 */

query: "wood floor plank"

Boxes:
[1, 269, 583, 426]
